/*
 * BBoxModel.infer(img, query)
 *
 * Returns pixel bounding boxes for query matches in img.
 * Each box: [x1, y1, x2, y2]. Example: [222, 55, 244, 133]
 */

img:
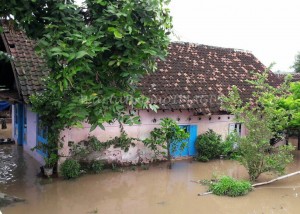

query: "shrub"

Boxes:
[60, 159, 81, 179]
[209, 176, 252, 197]
[91, 160, 105, 174]
[195, 129, 222, 161]
[221, 132, 240, 159]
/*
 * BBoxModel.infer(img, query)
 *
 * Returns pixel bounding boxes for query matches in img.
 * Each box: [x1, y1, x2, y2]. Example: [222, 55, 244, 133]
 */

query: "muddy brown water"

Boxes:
[1, 145, 300, 214]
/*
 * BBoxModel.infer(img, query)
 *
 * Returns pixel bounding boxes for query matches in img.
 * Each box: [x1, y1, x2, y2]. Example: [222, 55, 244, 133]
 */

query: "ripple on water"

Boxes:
[0, 146, 18, 184]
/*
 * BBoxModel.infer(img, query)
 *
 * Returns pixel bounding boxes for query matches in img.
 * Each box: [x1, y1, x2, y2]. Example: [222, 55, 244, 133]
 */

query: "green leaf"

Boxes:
[76, 51, 89, 59]
[113, 31, 123, 39]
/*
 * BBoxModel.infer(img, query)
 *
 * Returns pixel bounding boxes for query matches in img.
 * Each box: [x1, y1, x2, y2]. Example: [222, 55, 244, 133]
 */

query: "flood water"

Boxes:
[1, 145, 300, 214]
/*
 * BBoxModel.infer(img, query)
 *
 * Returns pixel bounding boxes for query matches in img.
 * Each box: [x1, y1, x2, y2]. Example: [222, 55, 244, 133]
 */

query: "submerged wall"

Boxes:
[59, 110, 244, 164]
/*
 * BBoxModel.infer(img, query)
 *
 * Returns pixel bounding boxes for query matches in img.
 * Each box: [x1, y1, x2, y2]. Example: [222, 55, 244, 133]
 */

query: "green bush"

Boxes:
[209, 176, 252, 197]
[60, 159, 81, 179]
[91, 160, 105, 174]
[221, 132, 240, 159]
[196, 129, 223, 161]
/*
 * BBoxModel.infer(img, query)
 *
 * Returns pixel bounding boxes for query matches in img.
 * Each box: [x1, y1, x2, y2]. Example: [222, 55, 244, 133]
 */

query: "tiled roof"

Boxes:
[0, 27, 283, 113]
[139, 42, 281, 114]
[0, 24, 48, 103]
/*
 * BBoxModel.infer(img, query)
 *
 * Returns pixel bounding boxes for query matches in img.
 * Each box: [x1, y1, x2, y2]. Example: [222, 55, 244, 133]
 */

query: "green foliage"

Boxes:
[238, 139, 294, 181]
[143, 118, 190, 163]
[221, 132, 240, 159]
[279, 81, 300, 128]
[70, 132, 137, 160]
[292, 52, 300, 73]
[60, 159, 81, 179]
[195, 129, 223, 162]
[141, 164, 149, 170]
[91, 160, 105, 174]
[108, 131, 137, 152]
[220, 68, 294, 181]
[44, 153, 59, 168]
[1, 0, 172, 161]
[209, 176, 252, 197]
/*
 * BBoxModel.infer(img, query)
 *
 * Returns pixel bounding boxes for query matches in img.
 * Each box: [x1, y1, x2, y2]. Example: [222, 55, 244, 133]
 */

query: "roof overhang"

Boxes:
[0, 89, 22, 103]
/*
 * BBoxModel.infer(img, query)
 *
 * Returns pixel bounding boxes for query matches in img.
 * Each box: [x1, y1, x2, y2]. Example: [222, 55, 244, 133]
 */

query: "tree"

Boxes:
[0, 0, 172, 157]
[220, 69, 294, 181]
[144, 118, 189, 168]
[279, 81, 300, 128]
[292, 52, 300, 73]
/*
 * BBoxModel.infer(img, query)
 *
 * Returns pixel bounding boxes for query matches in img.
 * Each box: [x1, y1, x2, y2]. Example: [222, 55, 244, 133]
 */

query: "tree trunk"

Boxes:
[252, 171, 300, 187]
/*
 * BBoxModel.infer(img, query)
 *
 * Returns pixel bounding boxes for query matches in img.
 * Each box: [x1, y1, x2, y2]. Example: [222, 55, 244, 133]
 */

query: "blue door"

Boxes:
[37, 116, 47, 156]
[170, 125, 198, 158]
[14, 104, 25, 145]
[23, 106, 27, 145]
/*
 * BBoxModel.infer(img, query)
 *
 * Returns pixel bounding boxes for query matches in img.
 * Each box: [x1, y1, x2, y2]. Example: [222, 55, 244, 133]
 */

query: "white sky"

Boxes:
[169, 0, 300, 72]
[76, 0, 300, 72]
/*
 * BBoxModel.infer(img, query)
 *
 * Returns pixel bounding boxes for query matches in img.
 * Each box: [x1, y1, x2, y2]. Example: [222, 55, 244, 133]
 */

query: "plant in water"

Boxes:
[143, 118, 190, 168]
[209, 176, 252, 197]
[195, 129, 223, 162]
[91, 160, 105, 174]
[141, 164, 149, 170]
[221, 132, 240, 159]
[44, 153, 58, 168]
[60, 159, 81, 179]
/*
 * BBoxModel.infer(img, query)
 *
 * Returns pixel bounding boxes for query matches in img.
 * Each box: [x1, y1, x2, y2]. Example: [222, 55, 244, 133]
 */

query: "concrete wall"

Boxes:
[59, 110, 244, 164]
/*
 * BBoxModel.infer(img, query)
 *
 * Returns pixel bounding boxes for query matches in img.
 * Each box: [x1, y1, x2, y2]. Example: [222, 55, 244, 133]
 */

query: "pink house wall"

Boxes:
[59, 110, 245, 164]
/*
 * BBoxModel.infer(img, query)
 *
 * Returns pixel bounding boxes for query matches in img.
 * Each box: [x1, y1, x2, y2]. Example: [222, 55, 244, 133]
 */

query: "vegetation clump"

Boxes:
[221, 132, 240, 159]
[209, 176, 252, 197]
[195, 129, 223, 162]
[90, 160, 105, 174]
[60, 159, 81, 179]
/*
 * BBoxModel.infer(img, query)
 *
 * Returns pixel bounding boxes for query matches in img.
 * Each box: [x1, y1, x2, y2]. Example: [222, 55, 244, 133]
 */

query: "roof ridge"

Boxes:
[171, 41, 252, 54]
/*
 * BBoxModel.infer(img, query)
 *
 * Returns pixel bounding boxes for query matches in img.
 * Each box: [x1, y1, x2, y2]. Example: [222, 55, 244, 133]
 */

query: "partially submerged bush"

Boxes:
[196, 130, 223, 161]
[209, 176, 252, 197]
[60, 159, 81, 179]
[91, 160, 105, 174]
[221, 132, 240, 159]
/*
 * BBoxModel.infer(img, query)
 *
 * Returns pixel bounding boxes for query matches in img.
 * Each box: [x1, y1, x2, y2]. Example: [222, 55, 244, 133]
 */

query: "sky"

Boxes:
[169, 0, 300, 72]
[76, 0, 300, 72]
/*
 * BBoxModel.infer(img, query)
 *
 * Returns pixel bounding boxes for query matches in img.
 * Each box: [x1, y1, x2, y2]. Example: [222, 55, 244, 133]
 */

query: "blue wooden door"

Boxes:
[23, 106, 27, 145]
[170, 125, 198, 158]
[188, 125, 197, 156]
[14, 104, 25, 145]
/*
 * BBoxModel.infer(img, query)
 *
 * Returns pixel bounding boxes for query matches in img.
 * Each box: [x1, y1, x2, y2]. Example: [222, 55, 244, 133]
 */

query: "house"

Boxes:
[0, 24, 48, 163]
[0, 25, 283, 165]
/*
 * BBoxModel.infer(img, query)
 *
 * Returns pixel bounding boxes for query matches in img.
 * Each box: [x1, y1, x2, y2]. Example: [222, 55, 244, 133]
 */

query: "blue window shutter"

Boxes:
[188, 125, 198, 156]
